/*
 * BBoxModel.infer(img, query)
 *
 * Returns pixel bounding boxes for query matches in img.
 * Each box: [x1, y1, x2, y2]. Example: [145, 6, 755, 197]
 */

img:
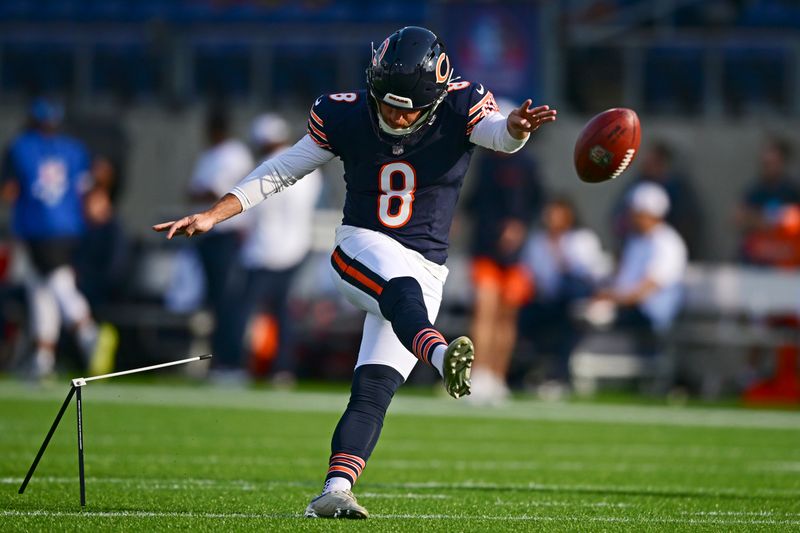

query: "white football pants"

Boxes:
[329, 225, 448, 379]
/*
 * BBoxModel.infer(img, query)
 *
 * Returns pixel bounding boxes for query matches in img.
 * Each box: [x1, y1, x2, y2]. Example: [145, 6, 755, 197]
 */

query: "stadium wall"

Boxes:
[0, 106, 798, 262]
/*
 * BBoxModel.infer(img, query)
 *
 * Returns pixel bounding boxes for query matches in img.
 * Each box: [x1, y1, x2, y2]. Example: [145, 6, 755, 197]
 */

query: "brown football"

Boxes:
[574, 108, 641, 183]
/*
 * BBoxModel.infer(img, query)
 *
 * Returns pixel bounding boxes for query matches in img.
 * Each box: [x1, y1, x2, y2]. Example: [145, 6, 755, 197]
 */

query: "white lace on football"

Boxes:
[611, 148, 637, 179]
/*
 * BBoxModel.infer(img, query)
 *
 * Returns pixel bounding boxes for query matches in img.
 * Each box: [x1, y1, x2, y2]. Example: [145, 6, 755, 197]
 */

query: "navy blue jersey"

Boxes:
[307, 82, 499, 265]
[2, 130, 89, 239]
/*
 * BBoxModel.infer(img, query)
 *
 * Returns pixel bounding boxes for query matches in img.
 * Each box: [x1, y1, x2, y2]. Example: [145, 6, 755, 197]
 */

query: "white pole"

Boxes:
[71, 354, 212, 387]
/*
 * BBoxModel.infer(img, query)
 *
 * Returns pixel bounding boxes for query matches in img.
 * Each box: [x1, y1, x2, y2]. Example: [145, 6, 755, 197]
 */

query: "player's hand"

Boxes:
[152, 212, 215, 239]
[507, 100, 557, 140]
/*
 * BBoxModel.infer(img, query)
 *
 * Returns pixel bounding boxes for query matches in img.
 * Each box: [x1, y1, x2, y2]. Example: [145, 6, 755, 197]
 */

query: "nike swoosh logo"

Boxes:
[315, 97, 323, 106]
[476, 84, 485, 94]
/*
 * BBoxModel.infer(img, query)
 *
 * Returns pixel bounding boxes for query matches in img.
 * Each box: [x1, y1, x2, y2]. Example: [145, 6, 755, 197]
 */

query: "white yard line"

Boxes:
[1, 382, 798, 431]
[5, 476, 800, 498]
[685, 510, 800, 517]
[359, 492, 449, 499]
[2, 510, 800, 526]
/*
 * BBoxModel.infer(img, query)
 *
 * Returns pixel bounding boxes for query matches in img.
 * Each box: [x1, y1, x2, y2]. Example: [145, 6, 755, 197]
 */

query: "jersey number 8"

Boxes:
[378, 162, 416, 228]
[329, 93, 358, 103]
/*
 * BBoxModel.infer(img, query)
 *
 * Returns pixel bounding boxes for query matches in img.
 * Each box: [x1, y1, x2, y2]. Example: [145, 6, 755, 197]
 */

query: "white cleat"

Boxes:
[304, 490, 369, 519]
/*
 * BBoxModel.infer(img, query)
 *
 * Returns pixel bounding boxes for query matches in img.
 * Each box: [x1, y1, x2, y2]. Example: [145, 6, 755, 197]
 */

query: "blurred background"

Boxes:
[0, 0, 798, 405]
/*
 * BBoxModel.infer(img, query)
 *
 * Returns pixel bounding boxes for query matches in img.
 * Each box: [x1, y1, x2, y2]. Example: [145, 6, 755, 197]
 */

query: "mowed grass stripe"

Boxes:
[1, 380, 798, 430]
[6, 451, 800, 477]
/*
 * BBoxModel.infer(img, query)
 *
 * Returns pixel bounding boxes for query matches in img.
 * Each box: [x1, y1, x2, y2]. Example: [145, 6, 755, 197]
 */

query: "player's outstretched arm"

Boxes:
[506, 99, 557, 140]
[469, 97, 558, 154]
[152, 193, 242, 239]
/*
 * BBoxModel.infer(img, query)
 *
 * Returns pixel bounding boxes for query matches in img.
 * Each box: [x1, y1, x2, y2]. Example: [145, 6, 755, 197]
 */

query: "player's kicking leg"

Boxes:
[377, 276, 474, 398]
[330, 231, 475, 397]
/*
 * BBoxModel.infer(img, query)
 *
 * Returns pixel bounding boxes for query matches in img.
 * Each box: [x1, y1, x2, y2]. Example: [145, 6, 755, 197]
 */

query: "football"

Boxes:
[574, 108, 641, 183]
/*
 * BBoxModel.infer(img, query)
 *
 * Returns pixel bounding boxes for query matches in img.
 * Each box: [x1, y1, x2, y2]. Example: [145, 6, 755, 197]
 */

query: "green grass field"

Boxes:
[1, 379, 799, 532]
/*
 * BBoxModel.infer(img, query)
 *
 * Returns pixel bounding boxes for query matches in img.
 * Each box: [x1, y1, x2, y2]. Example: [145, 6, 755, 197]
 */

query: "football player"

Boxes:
[154, 26, 557, 519]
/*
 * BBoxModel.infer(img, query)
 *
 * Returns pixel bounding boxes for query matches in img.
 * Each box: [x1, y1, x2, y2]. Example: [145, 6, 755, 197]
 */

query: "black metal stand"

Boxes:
[76, 386, 86, 506]
[18, 354, 211, 506]
[18, 385, 77, 497]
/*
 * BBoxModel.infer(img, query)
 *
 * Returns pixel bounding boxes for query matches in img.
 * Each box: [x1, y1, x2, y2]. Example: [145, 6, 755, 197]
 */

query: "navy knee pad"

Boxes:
[377, 276, 446, 365]
[378, 276, 426, 321]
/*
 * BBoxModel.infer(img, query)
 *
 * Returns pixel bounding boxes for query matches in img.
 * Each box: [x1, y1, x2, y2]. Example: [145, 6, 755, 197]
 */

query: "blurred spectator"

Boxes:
[736, 137, 800, 267]
[68, 117, 131, 306]
[74, 173, 130, 308]
[592, 183, 687, 349]
[612, 140, 703, 258]
[518, 196, 607, 390]
[462, 143, 545, 404]
[187, 108, 254, 376]
[234, 113, 322, 384]
[0, 98, 115, 379]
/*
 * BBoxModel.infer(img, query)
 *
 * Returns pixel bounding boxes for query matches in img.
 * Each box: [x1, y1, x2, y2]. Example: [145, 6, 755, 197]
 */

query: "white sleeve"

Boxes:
[469, 111, 528, 154]
[229, 135, 335, 211]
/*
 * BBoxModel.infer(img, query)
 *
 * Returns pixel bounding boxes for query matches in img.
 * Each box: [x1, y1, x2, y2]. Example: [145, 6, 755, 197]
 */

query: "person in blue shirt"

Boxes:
[1, 99, 113, 379]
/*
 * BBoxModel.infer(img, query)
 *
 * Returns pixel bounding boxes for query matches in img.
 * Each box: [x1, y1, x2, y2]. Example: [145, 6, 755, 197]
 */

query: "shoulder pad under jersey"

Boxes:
[306, 92, 364, 153]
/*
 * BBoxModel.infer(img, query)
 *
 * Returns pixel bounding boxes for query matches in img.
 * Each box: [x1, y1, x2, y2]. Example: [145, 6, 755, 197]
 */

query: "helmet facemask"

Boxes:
[366, 27, 453, 138]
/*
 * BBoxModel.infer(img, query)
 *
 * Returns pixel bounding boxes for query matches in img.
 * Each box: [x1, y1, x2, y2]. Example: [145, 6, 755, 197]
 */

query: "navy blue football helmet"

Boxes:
[367, 26, 451, 112]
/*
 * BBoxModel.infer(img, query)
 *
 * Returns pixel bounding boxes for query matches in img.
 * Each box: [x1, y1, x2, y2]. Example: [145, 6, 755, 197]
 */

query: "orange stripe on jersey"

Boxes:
[307, 131, 331, 149]
[307, 121, 328, 140]
[332, 251, 384, 296]
[467, 111, 485, 127]
[310, 108, 324, 127]
[469, 91, 494, 116]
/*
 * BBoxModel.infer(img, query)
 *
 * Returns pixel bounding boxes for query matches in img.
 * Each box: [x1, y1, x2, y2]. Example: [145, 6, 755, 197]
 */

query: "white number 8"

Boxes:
[329, 92, 357, 102]
[378, 162, 416, 228]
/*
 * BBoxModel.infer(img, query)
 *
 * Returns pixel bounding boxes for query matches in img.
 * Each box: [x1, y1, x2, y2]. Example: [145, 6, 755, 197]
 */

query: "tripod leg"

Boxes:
[76, 386, 85, 506]
[19, 386, 77, 495]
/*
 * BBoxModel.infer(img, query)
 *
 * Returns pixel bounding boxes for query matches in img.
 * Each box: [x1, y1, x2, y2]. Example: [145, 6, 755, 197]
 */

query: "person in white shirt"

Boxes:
[234, 113, 322, 383]
[595, 182, 688, 346]
[188, 109, 254, 372]
[520, 196, 607, 387]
